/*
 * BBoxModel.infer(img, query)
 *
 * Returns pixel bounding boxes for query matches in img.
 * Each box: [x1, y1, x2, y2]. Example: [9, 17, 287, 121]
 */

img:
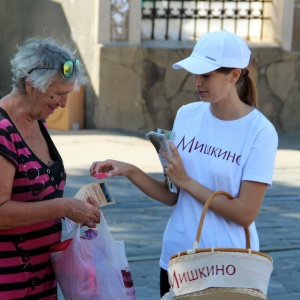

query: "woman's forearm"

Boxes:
[126, 165, 178, 206]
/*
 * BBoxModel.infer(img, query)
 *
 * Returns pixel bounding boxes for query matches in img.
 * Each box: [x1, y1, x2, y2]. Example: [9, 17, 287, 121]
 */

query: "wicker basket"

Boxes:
[167, 191, 273, 300]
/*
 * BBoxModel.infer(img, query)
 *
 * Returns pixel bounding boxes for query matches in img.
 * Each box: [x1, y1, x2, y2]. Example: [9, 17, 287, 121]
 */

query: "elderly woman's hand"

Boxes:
[64, 197, 101, 228]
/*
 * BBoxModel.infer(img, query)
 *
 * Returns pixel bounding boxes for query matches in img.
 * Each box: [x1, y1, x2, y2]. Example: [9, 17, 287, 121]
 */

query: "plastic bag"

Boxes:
[161, 289, 175, 300]
[51, 212, 136, 300]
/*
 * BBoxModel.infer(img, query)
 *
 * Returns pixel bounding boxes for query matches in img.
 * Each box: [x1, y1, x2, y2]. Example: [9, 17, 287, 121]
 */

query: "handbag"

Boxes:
[51, 212, 136, 300]
[165, 191, 273, 299]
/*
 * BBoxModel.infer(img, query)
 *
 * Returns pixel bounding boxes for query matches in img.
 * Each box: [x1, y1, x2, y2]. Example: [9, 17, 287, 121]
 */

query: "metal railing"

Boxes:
[142, 0, 273, 42]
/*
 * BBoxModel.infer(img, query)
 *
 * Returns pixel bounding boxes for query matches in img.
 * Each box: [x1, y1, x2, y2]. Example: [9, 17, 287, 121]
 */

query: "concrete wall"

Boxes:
[96, 43, 300, 134]
[0, 0, 100, 126]
[0, 0, 299, 133]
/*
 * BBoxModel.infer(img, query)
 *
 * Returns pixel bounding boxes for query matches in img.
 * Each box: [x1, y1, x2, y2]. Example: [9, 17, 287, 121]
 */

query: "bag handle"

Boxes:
[193, 191, 251, 250]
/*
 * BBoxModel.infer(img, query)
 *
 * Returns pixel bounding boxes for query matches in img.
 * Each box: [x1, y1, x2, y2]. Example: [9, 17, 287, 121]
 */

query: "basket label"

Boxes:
[168, 251, 273, 296]
[170, 263, 236, 290]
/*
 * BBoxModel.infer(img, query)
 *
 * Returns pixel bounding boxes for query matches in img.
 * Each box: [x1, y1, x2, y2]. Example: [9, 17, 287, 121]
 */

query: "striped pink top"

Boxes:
[0, 108, 66, 299]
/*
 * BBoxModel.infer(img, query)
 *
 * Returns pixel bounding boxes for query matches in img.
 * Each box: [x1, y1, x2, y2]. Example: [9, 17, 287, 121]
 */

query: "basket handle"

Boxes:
[194, 191, 251, 249]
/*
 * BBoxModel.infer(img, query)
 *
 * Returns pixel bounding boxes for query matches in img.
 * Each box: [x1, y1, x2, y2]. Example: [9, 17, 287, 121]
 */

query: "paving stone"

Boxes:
[51, 130, 300, 300]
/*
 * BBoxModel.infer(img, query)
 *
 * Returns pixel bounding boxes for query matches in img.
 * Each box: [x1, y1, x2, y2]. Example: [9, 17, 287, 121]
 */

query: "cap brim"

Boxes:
[172, 56, 221, 74]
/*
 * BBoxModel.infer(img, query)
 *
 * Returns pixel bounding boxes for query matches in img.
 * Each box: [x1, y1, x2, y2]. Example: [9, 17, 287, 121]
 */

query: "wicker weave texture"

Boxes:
[174, 287, 266, 299]
[168, 192, 271, 299]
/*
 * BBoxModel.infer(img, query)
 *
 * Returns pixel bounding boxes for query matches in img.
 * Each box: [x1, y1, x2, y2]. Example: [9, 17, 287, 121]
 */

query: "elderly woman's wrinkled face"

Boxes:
[30, 78, 75, 120]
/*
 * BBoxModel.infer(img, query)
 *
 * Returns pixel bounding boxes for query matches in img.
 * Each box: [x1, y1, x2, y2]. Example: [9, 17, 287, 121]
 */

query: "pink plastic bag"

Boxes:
[51, 212, 136, 300]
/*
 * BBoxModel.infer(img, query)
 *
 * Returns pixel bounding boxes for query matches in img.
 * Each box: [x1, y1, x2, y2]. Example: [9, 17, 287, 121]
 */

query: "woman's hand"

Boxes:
[64, 196, 100, 228]
[160, 142, 191, 189]
[90, 158, 178, 206]
[90, 159, 133, 178]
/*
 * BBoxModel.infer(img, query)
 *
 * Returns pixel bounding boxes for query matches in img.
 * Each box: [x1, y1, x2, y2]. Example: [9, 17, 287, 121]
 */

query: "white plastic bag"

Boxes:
[51, 212, 136, 300]
[161, 289, 175, 300]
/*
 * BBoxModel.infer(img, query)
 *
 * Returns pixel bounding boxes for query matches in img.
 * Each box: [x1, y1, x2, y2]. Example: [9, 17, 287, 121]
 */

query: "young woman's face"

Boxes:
[193, 70, 236, 103]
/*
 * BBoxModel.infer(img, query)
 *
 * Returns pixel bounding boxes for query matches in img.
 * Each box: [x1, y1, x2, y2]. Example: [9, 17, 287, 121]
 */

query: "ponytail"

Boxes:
[217, 67, 258, 108]
[237, 68, 258, 108]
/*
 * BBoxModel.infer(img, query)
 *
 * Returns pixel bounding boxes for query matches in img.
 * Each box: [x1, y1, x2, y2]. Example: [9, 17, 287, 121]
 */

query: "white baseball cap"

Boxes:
[172, 30, 251, 74]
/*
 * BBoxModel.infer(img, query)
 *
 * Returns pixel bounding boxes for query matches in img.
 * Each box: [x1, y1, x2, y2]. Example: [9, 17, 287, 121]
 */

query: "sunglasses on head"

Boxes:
[28, 58, 80, 78]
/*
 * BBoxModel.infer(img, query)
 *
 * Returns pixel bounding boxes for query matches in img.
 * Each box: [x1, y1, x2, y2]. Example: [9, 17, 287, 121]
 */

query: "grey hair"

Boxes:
[10, 37, 86, 93]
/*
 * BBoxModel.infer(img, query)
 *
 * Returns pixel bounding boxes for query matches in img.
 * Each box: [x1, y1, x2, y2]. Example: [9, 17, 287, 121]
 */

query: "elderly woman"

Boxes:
[0, 38, 100, 299]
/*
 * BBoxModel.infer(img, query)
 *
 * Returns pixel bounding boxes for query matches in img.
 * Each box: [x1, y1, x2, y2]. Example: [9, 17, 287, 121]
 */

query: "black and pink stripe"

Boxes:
[0, 108, 66, 299]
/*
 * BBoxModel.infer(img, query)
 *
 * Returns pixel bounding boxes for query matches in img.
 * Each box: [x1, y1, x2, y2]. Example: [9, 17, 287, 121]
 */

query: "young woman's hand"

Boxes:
[160, 142, 191, 189]
[90, 159, 134, 178]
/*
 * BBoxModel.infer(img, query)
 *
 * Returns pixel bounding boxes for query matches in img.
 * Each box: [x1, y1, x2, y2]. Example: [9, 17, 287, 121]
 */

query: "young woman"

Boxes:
[90, 30, 278, 297]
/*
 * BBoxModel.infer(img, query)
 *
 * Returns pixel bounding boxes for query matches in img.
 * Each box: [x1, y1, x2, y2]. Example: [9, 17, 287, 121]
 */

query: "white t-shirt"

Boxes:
[159, 102, 278, 270]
